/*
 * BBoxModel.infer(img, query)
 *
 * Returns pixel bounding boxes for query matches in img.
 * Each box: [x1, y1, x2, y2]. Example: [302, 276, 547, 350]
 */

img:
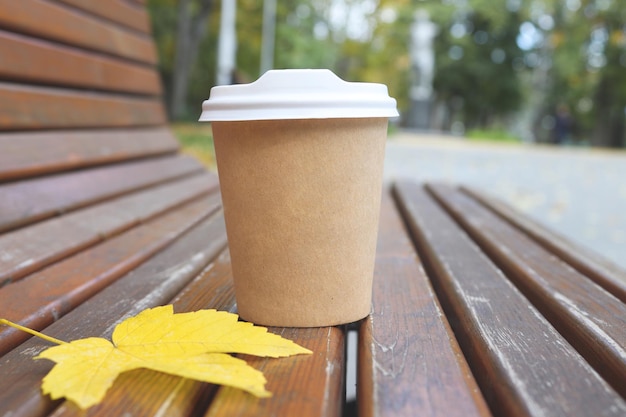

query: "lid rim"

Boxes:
[199, 69, 398, 122]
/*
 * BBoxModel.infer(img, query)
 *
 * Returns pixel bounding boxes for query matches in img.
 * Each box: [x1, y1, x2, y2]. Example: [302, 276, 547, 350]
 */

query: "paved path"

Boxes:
[384, 131, 626, 272]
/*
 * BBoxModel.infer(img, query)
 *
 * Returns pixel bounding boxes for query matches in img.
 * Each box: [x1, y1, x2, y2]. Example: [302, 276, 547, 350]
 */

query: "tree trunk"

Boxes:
[170, 0, 214, 120]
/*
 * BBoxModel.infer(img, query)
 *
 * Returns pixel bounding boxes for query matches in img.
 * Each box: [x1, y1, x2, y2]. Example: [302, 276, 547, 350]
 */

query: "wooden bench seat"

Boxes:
[1, 2, 625, 416]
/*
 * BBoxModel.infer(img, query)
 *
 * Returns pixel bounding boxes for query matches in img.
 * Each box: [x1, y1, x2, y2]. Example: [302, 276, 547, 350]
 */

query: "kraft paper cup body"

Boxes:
[200, 69, 398, 327]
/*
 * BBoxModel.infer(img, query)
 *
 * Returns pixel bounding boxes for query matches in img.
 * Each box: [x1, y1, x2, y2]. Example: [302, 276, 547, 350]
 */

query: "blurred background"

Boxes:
[149, 0, 626, 148]
[147, 0, 626, 270]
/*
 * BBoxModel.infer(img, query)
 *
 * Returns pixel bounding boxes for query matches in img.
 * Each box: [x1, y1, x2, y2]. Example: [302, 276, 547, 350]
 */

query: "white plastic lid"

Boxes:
[199, 69, 399, 121]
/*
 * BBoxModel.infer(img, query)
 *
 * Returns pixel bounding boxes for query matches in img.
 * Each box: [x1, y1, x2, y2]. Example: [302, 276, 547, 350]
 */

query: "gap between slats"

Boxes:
[0, 195, 222, 356]
[0, 212, 229, 417]
[425, 183, 626, 401]
[358, 190, 491, 417]
[460, 186, 626, 303]
[393, 181, 626, 417]
[0, 172, 220, 285]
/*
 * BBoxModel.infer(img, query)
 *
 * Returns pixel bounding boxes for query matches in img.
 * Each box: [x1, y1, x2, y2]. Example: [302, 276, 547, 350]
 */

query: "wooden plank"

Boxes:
[0, 127, 179, 181]
[0, 212, 228, 417]
[52, 246, 346, 417]
[56, 0, 151, 34]
[427, 183, 626, 399]
[0, 82, 166, 130]
[0, 155, 204, 232]
[394, 181, 626, 417]
[0, 0, 157, 64]
[0, 172, 219, 285]
[0, 196, 221, 356]
[51, 369, 215, 417]
[47, 249, 237, 417]
[205, 326, 345, 417]
[358, 191, 491, 417]
[462, 186, 626, 303]
[0, 30, 162, 95]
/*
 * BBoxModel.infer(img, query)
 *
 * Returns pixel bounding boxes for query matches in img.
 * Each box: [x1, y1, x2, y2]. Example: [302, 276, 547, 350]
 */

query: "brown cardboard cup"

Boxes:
[200, 70, 398, 327]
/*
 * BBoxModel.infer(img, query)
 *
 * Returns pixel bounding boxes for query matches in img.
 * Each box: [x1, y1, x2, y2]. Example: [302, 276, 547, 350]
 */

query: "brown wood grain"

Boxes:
[0, 30, 162, 95]
[0, 212, 228, 417]
[46, 249, 237, 417]
[205, 326, 345, 417]
[0, 195, 221, 356]
[0, 82, 166, 130]
[0, 172, 219, 285]
[358, 191, 491, 417]
[0, 0, 157, 64]
[65, 248, 346, 417]
[0, 155, 204, 232]
[427, 183, 626, 399]
[0, 127, 179, 181]
[462, 185, 626, 303]
[56, 0, 151, 33]
[394, 181, 626, 417]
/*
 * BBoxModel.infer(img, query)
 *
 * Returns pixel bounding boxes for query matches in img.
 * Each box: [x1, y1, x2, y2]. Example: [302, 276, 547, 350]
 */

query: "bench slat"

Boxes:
[206, 327, 345, 417]
[427, 183, 626, 399]
[53, 369, 215, 417]
[0, 173, 219, 285]
[0, 30, 161, 95]
[0, 155, 204, 232]
[0, 0, 157, 64]
[0, 83, 166, 130]
[0, 127, 179, 181]
[56, 0, 151, 33]
[462, 186, 626, 303]
[0, 213, 228, 417]
[394, 182, 626, 417]
[1, 155, 198, 222]
[358, 191, 491, 417]
[0, 195, 221, 356]
[43, 249, 236, 417]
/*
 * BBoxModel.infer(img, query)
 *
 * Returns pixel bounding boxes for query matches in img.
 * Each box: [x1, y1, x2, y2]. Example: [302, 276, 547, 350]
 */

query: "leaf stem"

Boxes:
[0, 318, 66, 345]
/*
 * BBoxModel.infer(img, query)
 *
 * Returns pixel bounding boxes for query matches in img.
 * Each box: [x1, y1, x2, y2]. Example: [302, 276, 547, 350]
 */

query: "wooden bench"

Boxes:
[1, 2, 625, 416]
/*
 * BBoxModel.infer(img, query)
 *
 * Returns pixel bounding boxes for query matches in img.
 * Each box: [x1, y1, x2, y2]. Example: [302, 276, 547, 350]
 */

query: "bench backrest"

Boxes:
[0, 1, 216, 290]
[0, 0, 180, 183]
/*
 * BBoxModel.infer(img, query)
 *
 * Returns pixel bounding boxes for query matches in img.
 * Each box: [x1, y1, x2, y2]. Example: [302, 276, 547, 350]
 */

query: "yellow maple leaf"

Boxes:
[2, 305, 311, 410]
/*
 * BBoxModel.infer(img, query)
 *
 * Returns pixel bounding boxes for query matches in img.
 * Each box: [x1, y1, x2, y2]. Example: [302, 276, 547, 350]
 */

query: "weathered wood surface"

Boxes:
[0, 30, 161, 94]
[0, 213, 229, 417]
[0, 195, 221, 356]
[205, 326, 345, 417]
[394, 181, 626, 417]
[358, 192, 491, 417]
[2, 182, 625, 416]
[44, 248, 237, 417]
[2, 0, 623, 414]
[462, 185, 626, 303]
[427, 183, 626, 399]
[0, 173, 219, 285]
[0, 155, 204, 232]
[0, 0, 157, 64]
[0, 128, 179, 181]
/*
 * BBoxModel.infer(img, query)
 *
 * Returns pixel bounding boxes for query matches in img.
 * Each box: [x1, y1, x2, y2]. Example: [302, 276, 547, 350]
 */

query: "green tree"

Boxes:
[542, 0, 626, 147]
[147, 0, 626, 147]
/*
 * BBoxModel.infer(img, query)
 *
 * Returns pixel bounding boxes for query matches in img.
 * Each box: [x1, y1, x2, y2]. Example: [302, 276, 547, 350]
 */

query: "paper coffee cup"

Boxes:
[200, 69, 398, 327]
